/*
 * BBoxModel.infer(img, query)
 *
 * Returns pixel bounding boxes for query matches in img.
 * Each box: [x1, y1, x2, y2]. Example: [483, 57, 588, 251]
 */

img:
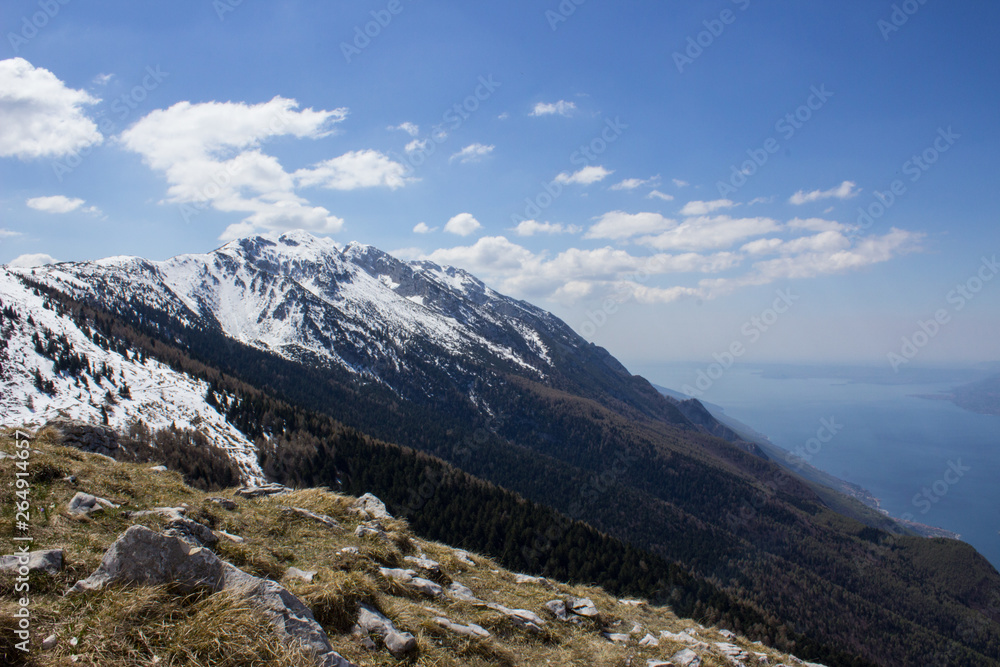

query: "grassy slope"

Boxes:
[1, 429, 811, 667]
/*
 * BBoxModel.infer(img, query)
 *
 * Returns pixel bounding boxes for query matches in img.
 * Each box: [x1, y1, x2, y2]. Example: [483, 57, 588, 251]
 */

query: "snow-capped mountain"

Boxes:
[12, 231, 669, 422]
[0, 269, 263, 482]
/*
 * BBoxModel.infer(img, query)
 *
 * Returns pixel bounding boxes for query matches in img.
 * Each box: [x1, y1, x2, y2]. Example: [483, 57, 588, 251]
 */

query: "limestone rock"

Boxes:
[216, 530, 244, 544]
[235, 483, 291, 499]
[67, 492, 118, 516]
[41, 634, 58, 650]
[434, 616, 490, 638]
[602, 631, 629, 642]
[67, 525, 355, 667]
[566, 596, 599, 618]
[149, 465, 168, 472]
[0, 549, 64, 575]
[482, 602, 545, 633]
[127, 506, 186, 522]
[639, 633, 659, 647]
[379, 567, 442, 597]
[670, 648, 703, 667]
[351, 493, 392, 520]
[281, 506, 341, 531]
[286, 567, 317, 582]
[719, 629, 736, 639]
[404, 555, 441, 576]
[545, 599, 569, 621]
[354, 523, 388, 541]
[46, 419, 122, 458]
[353, 603, 416, 658]
[715, 641, 749, 661]
[445, 581, 480, 603]
[452, 549, 475, 566]
[163, 517, 218, 549]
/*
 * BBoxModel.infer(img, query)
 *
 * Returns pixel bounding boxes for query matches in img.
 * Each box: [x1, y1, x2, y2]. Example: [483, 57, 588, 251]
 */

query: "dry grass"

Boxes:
[0, 428, 796, 667]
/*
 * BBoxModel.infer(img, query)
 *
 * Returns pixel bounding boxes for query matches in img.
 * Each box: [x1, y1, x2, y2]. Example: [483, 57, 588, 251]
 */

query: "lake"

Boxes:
[639, 362, 1000, 571]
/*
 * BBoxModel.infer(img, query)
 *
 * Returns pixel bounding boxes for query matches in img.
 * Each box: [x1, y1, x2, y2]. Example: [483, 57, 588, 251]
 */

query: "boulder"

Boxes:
[0, 549, 64, 575]
[351, 493, 392, 520]
[281, 506, 341, 531]
[545, 599, 569, 621]
[434, 616, 490, 638]
[163, 518, 218, 549]
[353, 603, 416, 658]
[67, 492, 118, 516]
[67, 525, 355, 667]
[670, 648, 703, 667]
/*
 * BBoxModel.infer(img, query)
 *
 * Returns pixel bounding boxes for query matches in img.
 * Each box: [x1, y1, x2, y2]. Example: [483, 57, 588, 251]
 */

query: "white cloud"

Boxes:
[741, 230, 850, 256]
[444, 213, 483, 237]
[413, 222, 437, 234]
[0, 229, 22, 238]
[553, 165, 612, 186]
[8, 253, 58, 268]
[497, 112, 510, 121]
[93, 73, 114, 86]
[748, 196, 774, 205]
[121, 96, 354, 239]
[530, 100, 576, 117]
[511, 220, 581, 236]
[787, 217, 849, 233]
[673, 179, 689, 188]
[405, 138, 430, 154]
[679, 199, 737, 216]
[0, 58, 102, 159]
[585, 211, 676, 240]
[611, 176, 658, 191]
[389, 121, 419, 136]
[637, 215, 780, 251]
[450, 143, 494, 164]
[789, 180, 860, 205]
[296, 149, 412, 190]
[647, 190, 674, 201]
[26, 195, 85, 213]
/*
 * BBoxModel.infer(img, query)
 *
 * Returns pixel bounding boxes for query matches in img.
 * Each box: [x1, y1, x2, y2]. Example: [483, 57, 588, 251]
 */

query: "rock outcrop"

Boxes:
[0, 549, 64, 575]
[67, 525, 355, 667]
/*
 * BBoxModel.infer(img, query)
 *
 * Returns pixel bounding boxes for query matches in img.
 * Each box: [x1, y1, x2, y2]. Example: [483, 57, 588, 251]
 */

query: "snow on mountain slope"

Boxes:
[0, 269, 263, 483]
[12, 231, 566, 403]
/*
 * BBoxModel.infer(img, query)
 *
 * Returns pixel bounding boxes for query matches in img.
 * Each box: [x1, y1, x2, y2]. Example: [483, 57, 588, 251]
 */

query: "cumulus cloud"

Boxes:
[553, 165, 612, 186]
[647, 190, 674, 201]
[389, 121, 419, 136]
[120, 96, 359, 240]
[0, 229, 22, 238]
[450, 143, 494, 164]
[789, 180, 860, 205]
[637, 215, 780, 252]
[0, 58, 102, 159]
[530, 100, 576, 116]
[787, 217, 849, 233]
[511, 220, 581, 236]
[26, 195, 85, 214]
[296, 149, 412, 190]
[679, 199, 737, 216]
[672, 179, 689, 188]
[413, 222, 437, 234]
[585, 211, 675, 240]
[611, 176, 658, 191]
[8, 253, 58, 268]
[444, 213, 483, 236]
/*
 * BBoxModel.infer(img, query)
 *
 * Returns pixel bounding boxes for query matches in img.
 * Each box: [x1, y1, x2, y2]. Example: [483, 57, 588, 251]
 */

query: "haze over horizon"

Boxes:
[1, 2, 998, 367]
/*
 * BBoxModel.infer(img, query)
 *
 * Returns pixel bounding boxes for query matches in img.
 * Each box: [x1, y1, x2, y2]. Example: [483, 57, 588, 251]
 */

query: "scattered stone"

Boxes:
[630, 622, 644, 635]
[619, 598, 644, 606]
[353, 604, 416, 658]
[452, 549, 475, 566]
[514, 572, 546, 585]
[379, 567, 442, 597]
[126, 506, 186, 521]
[61, 475, 77, 484]
[281, 506, 341, 531]
[404, 555, 441, 576]
[482, 602, 545, 633]
[602, 631, 629, 642]
[206, 497, 237, 511]
[566, 596, 599, 618]
[69, 637, 79, 647]
[445, 582, 480, 603]
[719, 629, 736, 639]
[646, 661, 672, 667]
[354, 524, 388, 541]
[338, 546, 359, 555]
[67, 525, 356, 667]
[67, 492, 118, 516]
[286, 567, 317, 582]
[639, 633, 659, 647]
[234, 483, 291, 499]
[216, 530, 244, 544]
[149, 465, 168, 472]
[545, 599, 569, 621]
[41, 634, 57, 650]
[351, 493, 392, 520]
[434, 616, 490, 638]
[0, 549, 64, 575]
[715, 642, 749, 661]
[670, 648, 703, 667]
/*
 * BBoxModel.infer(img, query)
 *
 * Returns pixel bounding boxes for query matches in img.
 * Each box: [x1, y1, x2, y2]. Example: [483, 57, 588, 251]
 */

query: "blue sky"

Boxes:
[1, 1, 998, 371]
